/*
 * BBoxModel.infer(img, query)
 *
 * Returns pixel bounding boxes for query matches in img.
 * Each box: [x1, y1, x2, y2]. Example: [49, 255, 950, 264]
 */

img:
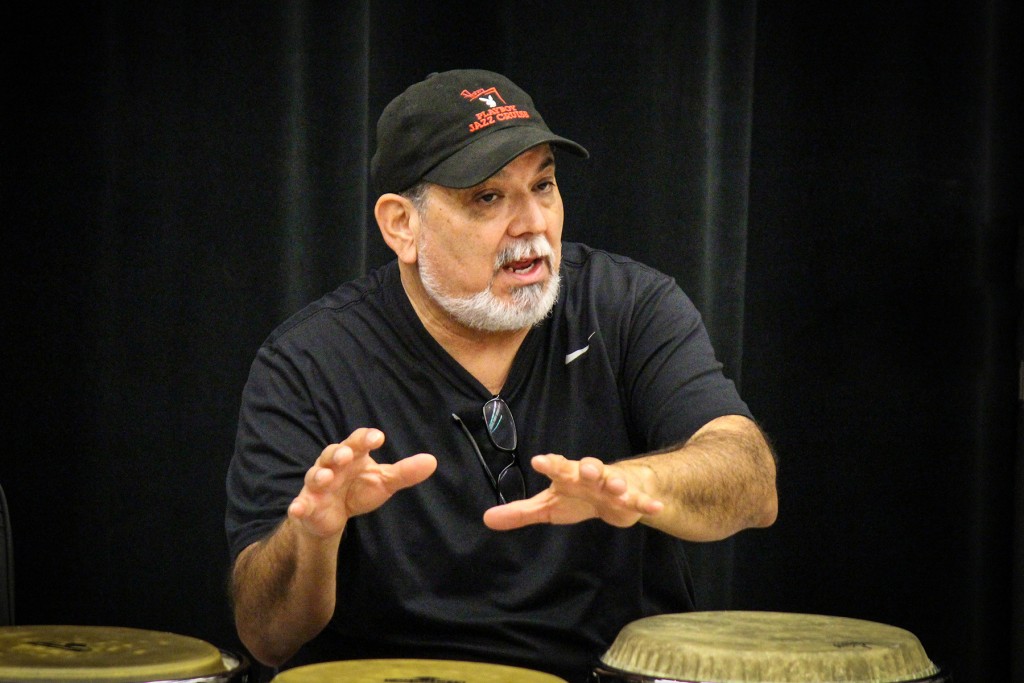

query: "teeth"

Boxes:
[508, 260, 536, 273]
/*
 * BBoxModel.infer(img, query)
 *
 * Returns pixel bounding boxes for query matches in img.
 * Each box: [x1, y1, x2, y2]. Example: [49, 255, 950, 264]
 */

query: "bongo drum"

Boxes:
[591, 611, 950, 683]
[271, 658, 567, 683]
[0, 625, 249, 682]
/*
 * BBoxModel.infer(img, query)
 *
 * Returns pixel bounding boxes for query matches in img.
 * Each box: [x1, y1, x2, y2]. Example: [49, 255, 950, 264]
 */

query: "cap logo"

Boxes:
[460, 86, 532, 133]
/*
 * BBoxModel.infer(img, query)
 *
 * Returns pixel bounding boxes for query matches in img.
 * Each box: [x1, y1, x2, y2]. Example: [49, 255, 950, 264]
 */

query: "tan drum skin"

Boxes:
[271, 658, 568, 683]
[594, 611, 947, 683]
[0, 625, 247, 682]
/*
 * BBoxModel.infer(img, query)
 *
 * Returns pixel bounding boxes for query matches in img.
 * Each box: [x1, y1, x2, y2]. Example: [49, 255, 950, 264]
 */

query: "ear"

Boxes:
[374, 193, 420, 265]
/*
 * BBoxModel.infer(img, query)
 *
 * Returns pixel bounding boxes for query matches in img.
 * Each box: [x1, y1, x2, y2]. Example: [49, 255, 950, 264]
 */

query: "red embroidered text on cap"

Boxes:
[461, 87, 532, 133]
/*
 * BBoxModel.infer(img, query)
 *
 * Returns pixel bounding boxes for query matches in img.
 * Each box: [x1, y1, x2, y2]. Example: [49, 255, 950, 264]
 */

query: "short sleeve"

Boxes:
[224, 343, 328, 562]
[621, 274, 751, 449]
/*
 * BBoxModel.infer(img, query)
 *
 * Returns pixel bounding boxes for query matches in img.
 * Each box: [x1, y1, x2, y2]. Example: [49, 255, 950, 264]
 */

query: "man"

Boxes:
[225, 69, 777, 683]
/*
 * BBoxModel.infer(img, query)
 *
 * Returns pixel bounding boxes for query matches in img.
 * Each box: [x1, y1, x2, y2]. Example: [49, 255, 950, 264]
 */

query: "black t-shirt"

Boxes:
[225, 242, 753, 682]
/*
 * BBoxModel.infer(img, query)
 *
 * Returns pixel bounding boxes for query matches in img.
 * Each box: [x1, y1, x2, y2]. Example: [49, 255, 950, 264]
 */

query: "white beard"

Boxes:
[418, 233, 560, 332]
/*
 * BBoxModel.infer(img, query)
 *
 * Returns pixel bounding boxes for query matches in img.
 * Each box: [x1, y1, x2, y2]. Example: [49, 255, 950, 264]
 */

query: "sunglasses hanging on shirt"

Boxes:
[452, 396, 527, 505]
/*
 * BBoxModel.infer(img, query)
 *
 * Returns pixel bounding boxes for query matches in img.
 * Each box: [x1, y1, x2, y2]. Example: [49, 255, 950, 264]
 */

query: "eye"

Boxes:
[536, 179, 556, 192]
[477, 192, 500, 204]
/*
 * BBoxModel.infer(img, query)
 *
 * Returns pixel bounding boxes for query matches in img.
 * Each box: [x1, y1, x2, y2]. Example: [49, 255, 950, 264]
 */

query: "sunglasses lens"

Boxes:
[483, 398, 517, 452]
[496, 460, 527, 504]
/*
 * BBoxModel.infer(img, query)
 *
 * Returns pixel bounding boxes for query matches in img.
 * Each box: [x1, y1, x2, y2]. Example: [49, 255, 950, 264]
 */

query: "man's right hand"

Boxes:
[286, 427, 437, 539]
[232, 429, 435, 666]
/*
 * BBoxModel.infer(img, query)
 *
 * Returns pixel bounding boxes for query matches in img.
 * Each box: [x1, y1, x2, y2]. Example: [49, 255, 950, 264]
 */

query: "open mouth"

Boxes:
[503, 257, 544, 275]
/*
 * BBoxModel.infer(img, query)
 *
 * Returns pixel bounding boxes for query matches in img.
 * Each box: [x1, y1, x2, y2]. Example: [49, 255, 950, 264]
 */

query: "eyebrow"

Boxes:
[537, 154, 556, 173]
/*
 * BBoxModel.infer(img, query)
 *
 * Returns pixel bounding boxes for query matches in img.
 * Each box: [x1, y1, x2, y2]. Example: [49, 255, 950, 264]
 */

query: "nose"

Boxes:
[508, 194, 548, 238]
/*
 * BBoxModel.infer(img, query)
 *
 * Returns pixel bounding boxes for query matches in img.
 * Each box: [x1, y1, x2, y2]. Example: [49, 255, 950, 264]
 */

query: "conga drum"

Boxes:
[271, 658, 567, 682]
[0, 625, 249, 682]
[591, 612, 950, 683]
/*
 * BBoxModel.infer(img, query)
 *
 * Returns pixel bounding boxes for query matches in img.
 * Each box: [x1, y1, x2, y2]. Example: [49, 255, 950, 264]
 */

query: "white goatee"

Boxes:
[419, 234, 560, 332]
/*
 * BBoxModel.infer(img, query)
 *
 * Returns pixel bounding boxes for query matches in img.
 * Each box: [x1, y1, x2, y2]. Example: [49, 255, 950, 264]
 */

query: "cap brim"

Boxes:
[422, 126, 589, 189]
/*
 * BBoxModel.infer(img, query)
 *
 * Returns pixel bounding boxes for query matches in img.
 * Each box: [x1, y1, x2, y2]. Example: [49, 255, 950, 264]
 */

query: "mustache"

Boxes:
[494, 235, 554, 269]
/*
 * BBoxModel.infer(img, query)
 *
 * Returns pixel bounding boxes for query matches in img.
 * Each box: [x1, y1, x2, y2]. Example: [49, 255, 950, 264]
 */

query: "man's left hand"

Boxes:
[482, 454, 664, 530]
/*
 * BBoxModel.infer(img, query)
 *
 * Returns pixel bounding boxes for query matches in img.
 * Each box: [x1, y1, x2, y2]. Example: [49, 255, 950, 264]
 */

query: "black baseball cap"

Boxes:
[371, 69, 589, 195]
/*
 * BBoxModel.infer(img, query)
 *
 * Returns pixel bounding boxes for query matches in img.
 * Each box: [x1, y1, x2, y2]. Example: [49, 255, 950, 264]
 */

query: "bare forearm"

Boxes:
[228, 431, 437, 666]
[623, 414, 778, 541]
[230, 518, 341, 666]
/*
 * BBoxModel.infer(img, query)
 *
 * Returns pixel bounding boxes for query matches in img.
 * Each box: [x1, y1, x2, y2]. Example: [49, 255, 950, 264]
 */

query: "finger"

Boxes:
[597, 469, 661, 515]
[604, 484, 663, 518]
[532, 454, 662, 520]
[287, 496, 308, 519]
[384, 453, 437, 492]
[639, 496, 664, 515]
[603, 477, 628, 496]
[482, 496, 551, 531]
[286, 489, 338, 523]
[530, 454, 573, 480]
[533, 455, 614, 495]
[318, 429, 385, 469]
[316, 442, 352, 469]
[484, 487, 601, 530]
[578, 457, 604, 482]
[347, 427, 385, 453]
[577, 458, 639, 499]
[304, 462, 336, 492]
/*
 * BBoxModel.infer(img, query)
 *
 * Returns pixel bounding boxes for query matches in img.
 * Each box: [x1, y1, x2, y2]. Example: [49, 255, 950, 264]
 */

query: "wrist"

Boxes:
[284, 515, 345, 558]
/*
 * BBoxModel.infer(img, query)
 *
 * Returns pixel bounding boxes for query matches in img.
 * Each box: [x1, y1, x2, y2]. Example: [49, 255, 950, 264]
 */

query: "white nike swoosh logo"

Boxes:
[565, 332, 596, 365]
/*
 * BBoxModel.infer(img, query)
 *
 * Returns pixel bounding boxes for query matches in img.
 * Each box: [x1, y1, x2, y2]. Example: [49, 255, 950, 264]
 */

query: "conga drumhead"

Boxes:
[271, 658, 568, 682]
[598, 611, 942, 683]
[0, 625, 229, 682]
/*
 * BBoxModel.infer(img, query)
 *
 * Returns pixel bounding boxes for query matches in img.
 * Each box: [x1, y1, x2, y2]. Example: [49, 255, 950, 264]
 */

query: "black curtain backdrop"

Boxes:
[5, 2, 1021, 682]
